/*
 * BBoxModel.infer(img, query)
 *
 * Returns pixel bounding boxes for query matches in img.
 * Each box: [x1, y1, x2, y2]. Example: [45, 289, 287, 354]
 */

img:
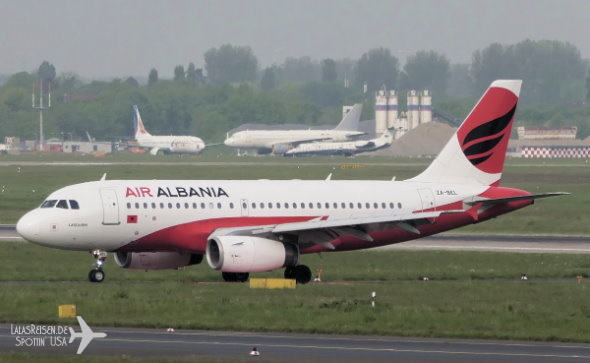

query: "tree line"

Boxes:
[0, 39, 589, 143]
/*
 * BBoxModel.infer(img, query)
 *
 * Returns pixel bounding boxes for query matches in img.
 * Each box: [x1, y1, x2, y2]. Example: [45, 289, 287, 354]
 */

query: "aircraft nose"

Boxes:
[16, 211, 40, 242]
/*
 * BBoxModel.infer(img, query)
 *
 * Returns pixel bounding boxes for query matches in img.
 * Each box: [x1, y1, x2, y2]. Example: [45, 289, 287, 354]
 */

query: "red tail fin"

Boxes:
[410, 80, 521, 186]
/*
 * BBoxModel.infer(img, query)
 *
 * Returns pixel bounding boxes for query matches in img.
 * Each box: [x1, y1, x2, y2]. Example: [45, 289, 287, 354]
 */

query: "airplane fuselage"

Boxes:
[17, 179, 531, 254]
[224, 129, 365, 150]
[136, 135, 205, 154]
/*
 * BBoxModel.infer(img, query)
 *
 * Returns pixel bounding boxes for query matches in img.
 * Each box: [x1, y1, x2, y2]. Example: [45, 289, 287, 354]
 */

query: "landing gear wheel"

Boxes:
[222, 272, 250, 282]
[286, 265, 312, 284]
[284, 266, 295, 280]
[88, 269, 105, 283]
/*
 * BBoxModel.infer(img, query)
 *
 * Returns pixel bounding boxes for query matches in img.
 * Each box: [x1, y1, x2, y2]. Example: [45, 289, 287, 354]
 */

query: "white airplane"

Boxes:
[68, 316, 107, 354]
[224, 103, 365, 154]
[132, 105, 205, 155]
[284, 131, 393, 157]
[16, 80, 567, 284]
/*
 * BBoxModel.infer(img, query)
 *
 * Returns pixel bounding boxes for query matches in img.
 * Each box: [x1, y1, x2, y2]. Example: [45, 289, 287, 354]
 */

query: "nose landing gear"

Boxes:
[89, 250, 107, 283]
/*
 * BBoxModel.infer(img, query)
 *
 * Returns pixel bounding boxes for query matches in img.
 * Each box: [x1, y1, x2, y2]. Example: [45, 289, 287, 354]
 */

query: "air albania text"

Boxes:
[11, 324, 70, 347]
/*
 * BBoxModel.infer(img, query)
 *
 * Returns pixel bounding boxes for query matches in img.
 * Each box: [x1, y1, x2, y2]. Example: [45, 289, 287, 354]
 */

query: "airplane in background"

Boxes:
[16, 80, 567, 284]
[223, 103, 365, 155]
[133, 105, 205, 155]
[284, 130, 393, 157]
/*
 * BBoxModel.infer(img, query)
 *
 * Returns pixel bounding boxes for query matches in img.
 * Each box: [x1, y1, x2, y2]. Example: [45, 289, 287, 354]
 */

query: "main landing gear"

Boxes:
[284, 265, 312, 284]
[222, 272, 250, 282]
[89, 250, 107, 283]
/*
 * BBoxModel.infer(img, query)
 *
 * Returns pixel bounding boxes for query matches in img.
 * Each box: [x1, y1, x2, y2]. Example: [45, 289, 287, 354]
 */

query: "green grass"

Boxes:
[2, 243, 590, 342]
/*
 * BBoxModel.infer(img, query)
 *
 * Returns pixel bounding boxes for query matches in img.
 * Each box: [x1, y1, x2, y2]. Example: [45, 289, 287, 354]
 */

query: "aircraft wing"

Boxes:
[211, 210, 462, 245]
[286, 138, 332, 147]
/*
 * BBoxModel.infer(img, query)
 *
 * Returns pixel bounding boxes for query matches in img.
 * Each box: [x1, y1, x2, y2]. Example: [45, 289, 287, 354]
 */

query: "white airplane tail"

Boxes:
[335, 103, 362, 131]
[409, 80, 522, 186]
[133, 105, 151, 139]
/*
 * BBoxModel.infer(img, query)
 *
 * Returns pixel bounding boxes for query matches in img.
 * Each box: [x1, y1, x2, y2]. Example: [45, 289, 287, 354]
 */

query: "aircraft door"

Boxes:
[418, 188, 436, 211]
[100, 189, 120, 225]
[240, 199, 249, 217]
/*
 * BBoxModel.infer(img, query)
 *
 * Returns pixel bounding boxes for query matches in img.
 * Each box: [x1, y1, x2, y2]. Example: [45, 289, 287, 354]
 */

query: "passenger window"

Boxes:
[349, 202, 354, 209]
[268, 203, 272, 209]
[201, 202, 206, 209]
[184, 203, 189, 209]
[230, 202, 234, 209]
[389, 202, 394, 209]
[325, 202, 329, 209]
[168, 203, 173, 209]
[251, 202, 256, 209]
[126, 202, 131, 209]
[333, 202, 337, 209]
[152, 202, 156, 209]
[309, 202, 313, 209]
[69, 200, 80, 209]
[374, 202, 378, 209]
[176, 203, 181, 209]
[341, 202, 346, 209]
[276, 202, 281, 209]
[357, 202, 362, 209]
[284, 203, 289, 209]
[301, 202, 305, 209]
[217, 202, 222, 209]
[56, 200, 68, 209]
[366, 202, 370, 209]
[317, 202, 321, 209]
[41, 200, 57, 208]
[398, 202, 402, 209]
[209, 202, 214, 209]
[193, 203, 197, 209]
[160, 203, 164, 209]
[381, 202, 386, 209]
[135, 203, 140, 209]
[243, 202, 247, 209]
[143, 202, 148, 209]
[292, 203, 297, 209]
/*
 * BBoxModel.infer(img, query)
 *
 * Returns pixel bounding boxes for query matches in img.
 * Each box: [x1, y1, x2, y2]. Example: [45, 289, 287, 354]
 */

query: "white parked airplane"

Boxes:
[17, 81, 566, 284]
[284, 131, 393, 157]
[224, 103, 365, 154]
[133, 105, 205, 155]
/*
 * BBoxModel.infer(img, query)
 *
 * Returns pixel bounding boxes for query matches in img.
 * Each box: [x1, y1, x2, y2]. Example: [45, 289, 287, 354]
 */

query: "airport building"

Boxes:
[509, 126, 590, 158]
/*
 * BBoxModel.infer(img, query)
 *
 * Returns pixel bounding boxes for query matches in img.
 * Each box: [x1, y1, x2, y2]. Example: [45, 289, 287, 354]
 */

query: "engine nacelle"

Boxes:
[271, 143, 291, 155]
[206, 236, 298, 273]
[114, 251, 203, 270]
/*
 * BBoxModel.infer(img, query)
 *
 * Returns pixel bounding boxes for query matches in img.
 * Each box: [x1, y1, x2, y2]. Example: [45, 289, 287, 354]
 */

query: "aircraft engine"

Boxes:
[206, 236, 298, 272]
[114, 251, 203, 270]
[271, 144, 291, 155]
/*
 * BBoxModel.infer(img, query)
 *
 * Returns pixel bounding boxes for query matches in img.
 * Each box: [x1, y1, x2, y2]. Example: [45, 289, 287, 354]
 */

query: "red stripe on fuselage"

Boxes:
[119, 216, 317, 253]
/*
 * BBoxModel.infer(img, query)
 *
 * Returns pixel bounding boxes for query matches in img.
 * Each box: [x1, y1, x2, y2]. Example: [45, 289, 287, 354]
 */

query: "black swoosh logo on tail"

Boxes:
[461, 105, 516, 166]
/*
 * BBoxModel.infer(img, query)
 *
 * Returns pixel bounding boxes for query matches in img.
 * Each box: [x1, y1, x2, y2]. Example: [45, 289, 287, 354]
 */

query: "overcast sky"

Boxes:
[1, 0, 588, 79]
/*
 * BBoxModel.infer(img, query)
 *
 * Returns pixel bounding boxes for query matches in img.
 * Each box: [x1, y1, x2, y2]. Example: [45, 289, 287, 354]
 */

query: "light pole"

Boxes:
[32, 80, 51, 151]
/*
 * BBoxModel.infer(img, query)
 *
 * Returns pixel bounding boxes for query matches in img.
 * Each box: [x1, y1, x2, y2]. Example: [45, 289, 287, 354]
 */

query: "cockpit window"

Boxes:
[56, 200, 69, 209]
[40, 200, 57, 208]
[69, 200, 80, 209]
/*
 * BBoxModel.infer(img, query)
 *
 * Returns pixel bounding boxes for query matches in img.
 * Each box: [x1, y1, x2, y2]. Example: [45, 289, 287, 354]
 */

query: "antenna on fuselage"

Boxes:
[100, 173, 107, 181]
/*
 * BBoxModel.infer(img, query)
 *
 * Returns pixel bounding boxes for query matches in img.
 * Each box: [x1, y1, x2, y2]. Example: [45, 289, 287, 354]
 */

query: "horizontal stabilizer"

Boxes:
[465, 192, 570, 206]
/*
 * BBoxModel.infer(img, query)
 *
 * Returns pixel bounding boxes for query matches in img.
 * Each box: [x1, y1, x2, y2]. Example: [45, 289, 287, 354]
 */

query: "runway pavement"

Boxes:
[2, 325, 590, 362]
